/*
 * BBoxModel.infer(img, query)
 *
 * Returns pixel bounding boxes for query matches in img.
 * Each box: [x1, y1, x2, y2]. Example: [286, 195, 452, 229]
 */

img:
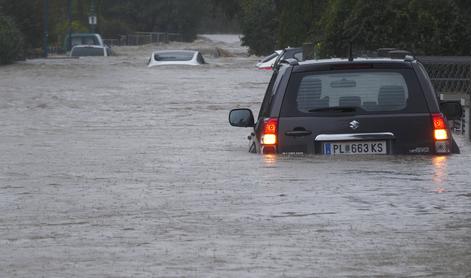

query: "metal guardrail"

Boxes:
[418, 57, 471, 139]
[453, 116, 465, 134]
[104, 32, 183, 46]
[39, 32, 183, 55]
[418, 56, 471, 96]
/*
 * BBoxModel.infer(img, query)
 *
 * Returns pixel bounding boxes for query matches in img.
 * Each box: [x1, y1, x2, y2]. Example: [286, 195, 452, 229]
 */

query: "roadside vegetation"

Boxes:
[0, 0, 237, 64]
[1, 0, 471, 64]
[0, 15, 24, 65]
[237, 0, 471, 56]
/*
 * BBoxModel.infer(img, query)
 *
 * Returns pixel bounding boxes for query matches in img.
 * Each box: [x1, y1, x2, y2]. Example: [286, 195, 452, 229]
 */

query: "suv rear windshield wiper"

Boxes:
[308, 106, 358, 113]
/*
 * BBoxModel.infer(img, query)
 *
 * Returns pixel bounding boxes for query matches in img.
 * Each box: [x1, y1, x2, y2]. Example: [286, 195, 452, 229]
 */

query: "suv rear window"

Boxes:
[155, 52, 194, 61]
[281, 69, 428, 116]
[71, 36, 99, 47]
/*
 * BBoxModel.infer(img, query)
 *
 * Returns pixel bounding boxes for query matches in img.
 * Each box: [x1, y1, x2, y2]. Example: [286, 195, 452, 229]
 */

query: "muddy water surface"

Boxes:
[0, 38, 470, 277]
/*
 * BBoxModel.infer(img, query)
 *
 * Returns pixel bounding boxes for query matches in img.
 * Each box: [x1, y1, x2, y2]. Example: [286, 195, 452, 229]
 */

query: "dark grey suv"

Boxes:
[229, 57, 462, 155]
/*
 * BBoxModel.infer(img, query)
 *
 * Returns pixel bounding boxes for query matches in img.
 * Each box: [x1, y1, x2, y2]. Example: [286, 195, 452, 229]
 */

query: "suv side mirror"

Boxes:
[440, 101, 463, 121]
[229, 109, 255, 127]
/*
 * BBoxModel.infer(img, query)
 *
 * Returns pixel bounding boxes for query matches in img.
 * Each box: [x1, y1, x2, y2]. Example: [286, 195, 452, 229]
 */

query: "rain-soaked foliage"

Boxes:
[237, 0, 471, 56]
[0, 0, 237, 58]
[2, 0, 471, 61]
[0, 15, 24, 64]
[320, 0, 471, 56]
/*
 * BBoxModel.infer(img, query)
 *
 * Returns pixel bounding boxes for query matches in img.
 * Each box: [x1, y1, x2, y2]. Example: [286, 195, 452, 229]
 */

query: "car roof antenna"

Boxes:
[348, 41, 354, 62]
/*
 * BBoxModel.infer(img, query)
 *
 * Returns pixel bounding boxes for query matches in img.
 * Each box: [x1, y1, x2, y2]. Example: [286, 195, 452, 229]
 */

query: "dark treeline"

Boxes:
[0, 0, 238, 64]
[1, 0, 471, 64]
[0, 0, 237, 49]
[237, 0, 471, 56]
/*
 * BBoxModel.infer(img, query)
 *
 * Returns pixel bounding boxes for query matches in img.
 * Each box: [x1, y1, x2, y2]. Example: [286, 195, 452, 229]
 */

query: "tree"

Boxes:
[0, 0, 243, 55]
[239, 0, 278, 55]
[210, 0, 241, 19]
[0, 15, 24, 64]
[276, 0, 327, 49]
[0, 0, 42, 49]
[319, 0, 471, 56]
[406, 0, 470, 55]
[100, 0, 206, 41]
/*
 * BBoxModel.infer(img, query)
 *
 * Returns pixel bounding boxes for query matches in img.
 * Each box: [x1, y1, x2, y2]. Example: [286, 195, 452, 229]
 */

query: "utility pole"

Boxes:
[165, 0, 170, 43]
[88, 0, 97, 33]
[43, 0, 48, 57]
[67, 0, 72, 51]
[468, 96, 470, 141]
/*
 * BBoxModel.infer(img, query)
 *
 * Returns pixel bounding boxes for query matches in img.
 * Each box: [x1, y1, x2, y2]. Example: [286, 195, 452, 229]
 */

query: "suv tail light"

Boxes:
[261, 118, 278, 153]
[431, 113, 450, 153]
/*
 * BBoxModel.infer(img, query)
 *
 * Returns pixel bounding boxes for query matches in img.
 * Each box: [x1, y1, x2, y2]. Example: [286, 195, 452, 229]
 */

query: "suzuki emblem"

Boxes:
[349, 120, 360, 130]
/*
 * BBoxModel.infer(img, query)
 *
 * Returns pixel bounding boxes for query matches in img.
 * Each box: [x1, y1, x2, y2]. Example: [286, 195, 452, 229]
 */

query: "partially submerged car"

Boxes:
[256, 50, 282, 70]
[70, 45, 112, 57]
[257, 48, 303, 70]
[230, 57, 463, 155]
[148, 50, 205, 67]
[64, 33, 107, 52]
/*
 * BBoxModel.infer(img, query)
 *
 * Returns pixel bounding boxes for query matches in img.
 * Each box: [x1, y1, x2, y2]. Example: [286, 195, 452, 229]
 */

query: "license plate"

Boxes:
[323, 141, 387, 155]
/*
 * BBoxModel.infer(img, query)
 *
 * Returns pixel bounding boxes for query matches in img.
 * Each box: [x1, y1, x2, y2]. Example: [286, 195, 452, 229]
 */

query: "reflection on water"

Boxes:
[263, 154, 277, 167]
[432, 155, 448, 192]
[2, 37, 471, 277]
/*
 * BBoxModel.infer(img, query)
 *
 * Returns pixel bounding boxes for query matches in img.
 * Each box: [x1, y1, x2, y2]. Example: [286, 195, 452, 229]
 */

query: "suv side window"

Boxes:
[258, 66, 287, 118]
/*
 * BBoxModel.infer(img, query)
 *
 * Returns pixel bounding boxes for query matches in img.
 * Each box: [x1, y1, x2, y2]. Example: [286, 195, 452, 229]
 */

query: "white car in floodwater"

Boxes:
[147, 50, 206, 67]
[70, 45, 112, 57]
[256, 50, 282, 70]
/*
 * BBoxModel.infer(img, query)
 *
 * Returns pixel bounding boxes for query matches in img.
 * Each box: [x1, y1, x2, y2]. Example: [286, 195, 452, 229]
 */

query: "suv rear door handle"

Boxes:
[285, 130, 312, 137]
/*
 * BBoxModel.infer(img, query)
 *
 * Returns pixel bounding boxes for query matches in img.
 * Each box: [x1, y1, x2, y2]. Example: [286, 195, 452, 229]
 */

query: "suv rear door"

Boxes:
[276, 64, 435, 154]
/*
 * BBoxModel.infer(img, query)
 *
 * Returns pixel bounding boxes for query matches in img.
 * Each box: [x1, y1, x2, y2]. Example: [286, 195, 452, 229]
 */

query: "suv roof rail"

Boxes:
[404, 55, 415, 62]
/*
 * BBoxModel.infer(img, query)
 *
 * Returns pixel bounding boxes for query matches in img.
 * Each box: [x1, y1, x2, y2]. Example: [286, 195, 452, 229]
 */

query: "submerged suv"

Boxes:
[229, 57, 462, 155]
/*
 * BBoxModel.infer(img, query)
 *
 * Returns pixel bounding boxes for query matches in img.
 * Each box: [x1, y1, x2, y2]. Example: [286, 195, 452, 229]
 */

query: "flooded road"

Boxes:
[1, 36, 470, 277]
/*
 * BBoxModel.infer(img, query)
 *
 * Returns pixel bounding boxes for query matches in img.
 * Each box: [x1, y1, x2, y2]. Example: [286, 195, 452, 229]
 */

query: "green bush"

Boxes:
[0, 15, 24, 64]
[239, 0, 278, 56]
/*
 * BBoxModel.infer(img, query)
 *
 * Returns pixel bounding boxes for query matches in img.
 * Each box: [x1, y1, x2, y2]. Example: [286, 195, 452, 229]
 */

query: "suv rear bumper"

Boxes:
[315, 132, 395, 142]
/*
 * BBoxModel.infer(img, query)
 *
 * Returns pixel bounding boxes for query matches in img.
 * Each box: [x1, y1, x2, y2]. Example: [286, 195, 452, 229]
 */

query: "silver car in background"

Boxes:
[70, 45, 112, 57]
[148, 50, 206, 67]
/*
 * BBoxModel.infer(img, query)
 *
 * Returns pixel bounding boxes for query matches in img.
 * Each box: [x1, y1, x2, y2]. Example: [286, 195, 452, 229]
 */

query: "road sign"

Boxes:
[89, 16, 97, 25]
